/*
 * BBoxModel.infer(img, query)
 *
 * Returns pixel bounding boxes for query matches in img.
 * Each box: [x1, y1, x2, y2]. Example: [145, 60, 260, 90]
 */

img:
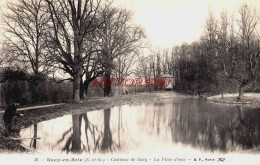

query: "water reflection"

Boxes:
[101, 108, 112, 151]
[53, 109, 116, 154]
[20, 98, 260, 154]
[28, 124, 37, 149]
[167, 99, 260, 152]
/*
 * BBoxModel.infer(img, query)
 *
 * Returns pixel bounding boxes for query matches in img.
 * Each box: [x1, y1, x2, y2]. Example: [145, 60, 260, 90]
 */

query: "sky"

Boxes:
[113, 0, 260, 49]
[1, 0, 260, 49]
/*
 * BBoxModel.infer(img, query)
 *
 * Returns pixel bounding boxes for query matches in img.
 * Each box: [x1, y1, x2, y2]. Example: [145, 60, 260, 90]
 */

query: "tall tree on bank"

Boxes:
[45, 0, 102, 102]
[215, 4, 260, 100]
[2, 0, 50, 102]
[234, 4, 260, 99]
[96, 5, 145, 96]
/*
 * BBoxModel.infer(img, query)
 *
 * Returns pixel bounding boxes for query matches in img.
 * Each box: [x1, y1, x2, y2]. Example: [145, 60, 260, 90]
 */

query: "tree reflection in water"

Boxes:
[167, 99, 260, 152]
[29, 124, 38, 149]
[101, 108, 112, 151]
[21, 98, 260, 154]
[56, 108, 120, 154]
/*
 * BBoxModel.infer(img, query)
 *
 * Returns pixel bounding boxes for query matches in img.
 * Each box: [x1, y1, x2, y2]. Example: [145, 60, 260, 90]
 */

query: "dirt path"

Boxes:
[0, 103, 66, 114]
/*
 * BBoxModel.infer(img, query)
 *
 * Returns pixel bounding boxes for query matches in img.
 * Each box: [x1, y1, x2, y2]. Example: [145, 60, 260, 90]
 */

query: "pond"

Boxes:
[20, 98, 260, 154]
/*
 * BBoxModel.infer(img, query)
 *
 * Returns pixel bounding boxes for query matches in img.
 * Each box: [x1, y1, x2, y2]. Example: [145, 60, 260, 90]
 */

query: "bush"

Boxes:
[0, 80, 73, 105]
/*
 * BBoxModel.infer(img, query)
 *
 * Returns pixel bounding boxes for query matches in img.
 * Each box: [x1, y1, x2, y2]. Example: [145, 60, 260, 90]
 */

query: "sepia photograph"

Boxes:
[0, 0, 260, 164]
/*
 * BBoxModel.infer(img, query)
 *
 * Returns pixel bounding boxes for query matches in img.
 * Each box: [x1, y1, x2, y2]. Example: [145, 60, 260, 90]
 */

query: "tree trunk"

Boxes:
[237, 85, 244, 101]
[30, 83, 39, 103]
[117, 80, 123, 95]
[33, 124, 37, 149]
[84, 77, 98, 98]
[221, 81, 224, 99]
[104, 71, 112, 97]
[73, 74, 81, 103]
[101, 108, 112, 151]
[73, 38, 82, 103]
[6, 81, 10, 105]
[80, 79, 84, 100]
[71, 114, 82, 153]
[84, 81, 90, 98]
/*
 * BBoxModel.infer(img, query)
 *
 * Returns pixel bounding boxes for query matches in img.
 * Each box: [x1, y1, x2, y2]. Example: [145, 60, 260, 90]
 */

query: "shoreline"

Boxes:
[207, 93, 260, 105]
[0, 91, 187, 153]
[1, 91, 259, 154]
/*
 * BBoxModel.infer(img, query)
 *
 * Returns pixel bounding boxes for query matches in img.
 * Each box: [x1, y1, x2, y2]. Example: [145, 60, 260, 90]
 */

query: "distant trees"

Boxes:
[113, 52, 137, 94]
[135, 41, 217, 94]
[135, 3, 260, 98]
[149, 50, 163, 90]
[135, 56, 152, 80]
[113, 52, 137, 85]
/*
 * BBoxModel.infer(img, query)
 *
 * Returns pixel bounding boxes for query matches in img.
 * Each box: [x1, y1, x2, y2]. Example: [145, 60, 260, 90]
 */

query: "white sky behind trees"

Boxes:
[0, 0, 260, 49]
[113, 0, 260, 48]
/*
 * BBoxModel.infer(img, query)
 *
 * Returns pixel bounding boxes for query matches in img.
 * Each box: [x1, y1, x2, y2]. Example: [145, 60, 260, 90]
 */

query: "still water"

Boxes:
[20, 98, 260, 154]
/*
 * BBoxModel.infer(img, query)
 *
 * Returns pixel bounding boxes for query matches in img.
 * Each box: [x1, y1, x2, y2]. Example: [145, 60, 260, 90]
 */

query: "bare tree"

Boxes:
[112, 52, 137, 94]
[96, 5, 145, 96]
[45, 0, 102, 102]
[135, 55, 152, 80]
[82, 46, 104, 98]
[2, 0, 51, 76]
[218, 4, 260, 100]
[2, 0, 51, 102]
[214, 11, 232, 98]
[113, 52, 137, 82]
[147, 49, 163, 90]
[235, 3, 260, 99]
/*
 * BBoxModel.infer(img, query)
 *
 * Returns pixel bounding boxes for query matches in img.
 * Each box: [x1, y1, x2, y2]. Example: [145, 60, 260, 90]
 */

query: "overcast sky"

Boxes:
[113, 0, 260, 48]
[1, 0, 260, 49]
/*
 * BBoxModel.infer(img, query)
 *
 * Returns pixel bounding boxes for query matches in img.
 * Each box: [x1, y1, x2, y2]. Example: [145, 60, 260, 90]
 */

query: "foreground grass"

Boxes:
[0, 91, 184, 153]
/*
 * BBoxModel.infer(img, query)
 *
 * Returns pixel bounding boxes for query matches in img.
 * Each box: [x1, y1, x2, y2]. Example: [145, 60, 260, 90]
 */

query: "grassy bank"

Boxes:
[207, 93, 260, 104]
[0, 91, 185, 153]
